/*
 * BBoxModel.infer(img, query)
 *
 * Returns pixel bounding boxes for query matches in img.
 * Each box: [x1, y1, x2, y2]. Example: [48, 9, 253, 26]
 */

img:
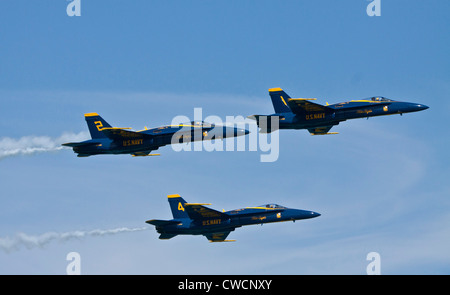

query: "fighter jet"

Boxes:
[146, 194, 320, 242]
[62, 113, 249, 157]
[248, 88, 429, 135]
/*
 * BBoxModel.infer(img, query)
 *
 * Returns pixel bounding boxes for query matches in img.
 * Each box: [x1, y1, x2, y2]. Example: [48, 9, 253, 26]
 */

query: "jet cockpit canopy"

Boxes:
[368, 96, 393, 102]
[183, 121, 214, 127]
[260, 204, 286, 209]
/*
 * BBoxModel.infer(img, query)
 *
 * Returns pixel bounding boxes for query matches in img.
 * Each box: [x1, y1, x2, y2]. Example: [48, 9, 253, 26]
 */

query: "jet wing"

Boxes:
[204, 231, 235, 242]
[131, 151, 160, 157]
[101, 128, 153, 141]
[184, 203, 229, 220]
[287, 98, 334, 115]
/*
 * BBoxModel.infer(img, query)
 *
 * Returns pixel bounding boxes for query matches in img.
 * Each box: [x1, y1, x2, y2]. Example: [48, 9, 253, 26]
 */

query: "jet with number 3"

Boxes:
[62, 113, 249, 157]
[248, 88, 429, 135]
[146, 194, 320, 242]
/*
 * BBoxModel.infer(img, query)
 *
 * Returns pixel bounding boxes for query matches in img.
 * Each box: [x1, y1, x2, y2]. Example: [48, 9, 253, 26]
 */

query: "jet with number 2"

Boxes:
[248, 88, 429, 135]
[146, 194, 320, 242]
[62, 113, 249, 157]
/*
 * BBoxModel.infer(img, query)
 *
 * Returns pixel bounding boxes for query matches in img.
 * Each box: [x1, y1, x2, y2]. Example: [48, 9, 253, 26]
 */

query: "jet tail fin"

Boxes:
[167, 194, 190, 219]
[268, 88, 293, 114]
[269, 88, 335, 115]
[84, 113, 112, 139]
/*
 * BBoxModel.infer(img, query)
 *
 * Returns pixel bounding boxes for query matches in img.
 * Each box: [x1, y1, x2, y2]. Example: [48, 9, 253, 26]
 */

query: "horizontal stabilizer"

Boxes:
[61, 141, 100, 148]
[146, 219, 180, 227]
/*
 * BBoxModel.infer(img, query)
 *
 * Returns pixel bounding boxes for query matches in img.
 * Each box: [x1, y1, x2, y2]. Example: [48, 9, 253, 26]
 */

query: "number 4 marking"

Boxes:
[178, 202, 184, 211]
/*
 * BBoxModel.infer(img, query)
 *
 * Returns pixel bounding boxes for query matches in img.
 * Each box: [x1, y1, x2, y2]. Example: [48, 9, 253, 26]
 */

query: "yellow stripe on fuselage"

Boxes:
[350, 100, 380, 103]
[169, 125, 203, 128]
[288, 98, 317, 101]
[101, 127, 133, 130]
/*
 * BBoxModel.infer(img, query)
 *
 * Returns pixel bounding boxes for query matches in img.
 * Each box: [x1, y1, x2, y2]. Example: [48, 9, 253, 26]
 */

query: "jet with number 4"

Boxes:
[248, 88, 429, 135]
[146, 194, 320, 242]
[62, 113, 249, 157]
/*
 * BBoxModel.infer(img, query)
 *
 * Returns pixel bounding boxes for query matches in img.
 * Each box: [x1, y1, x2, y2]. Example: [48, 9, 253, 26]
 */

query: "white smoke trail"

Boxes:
[0, 227, 149, 253]
[0, 131, 89, 160]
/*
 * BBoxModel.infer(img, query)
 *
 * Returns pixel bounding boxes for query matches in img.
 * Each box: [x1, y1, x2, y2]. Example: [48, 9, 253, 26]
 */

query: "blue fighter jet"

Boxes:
[248, 88, 429, 135]
[62, 113, 249, 157]
[146, 194, 320, 242]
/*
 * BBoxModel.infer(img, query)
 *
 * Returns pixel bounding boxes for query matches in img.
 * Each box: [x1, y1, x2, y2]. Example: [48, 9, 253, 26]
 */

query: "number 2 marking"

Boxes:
[94, 121, 103, 131]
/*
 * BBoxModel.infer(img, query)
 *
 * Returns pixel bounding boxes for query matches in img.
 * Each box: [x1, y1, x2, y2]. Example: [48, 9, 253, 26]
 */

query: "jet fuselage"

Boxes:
[274, 100, 428, 131]
[249, 88, 429, 135]
[154, 206, 319, 236]
[146, 195, 320, 242]
[63, 113, 249, 157]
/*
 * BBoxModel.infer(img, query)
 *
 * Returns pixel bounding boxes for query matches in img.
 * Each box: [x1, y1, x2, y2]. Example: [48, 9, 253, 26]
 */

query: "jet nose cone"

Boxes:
[416, 104, 429, 111]
[310, 211, 321, 218]
[294, 210, 321, 220]
[399, 102, 429, 114]
[237, 128, 250, 136]
[221, 127, 249, 138]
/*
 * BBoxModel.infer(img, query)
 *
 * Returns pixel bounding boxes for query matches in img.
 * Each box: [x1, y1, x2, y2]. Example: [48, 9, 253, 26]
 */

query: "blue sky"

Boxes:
[0, 0, 449, 274]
